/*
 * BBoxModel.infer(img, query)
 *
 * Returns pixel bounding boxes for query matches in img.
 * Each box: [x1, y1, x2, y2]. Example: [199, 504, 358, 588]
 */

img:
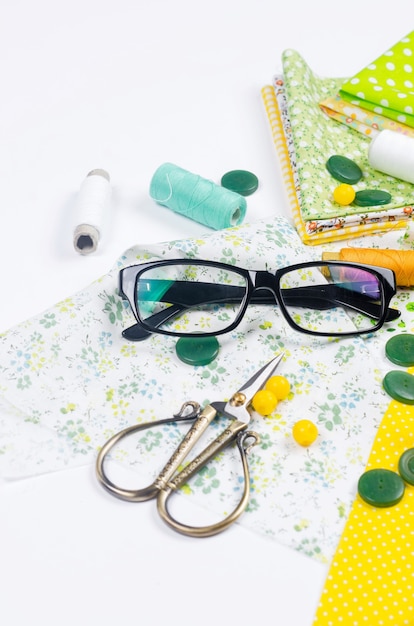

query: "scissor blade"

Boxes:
[238, 352, 285, 396]
[217, 352, 285, 423]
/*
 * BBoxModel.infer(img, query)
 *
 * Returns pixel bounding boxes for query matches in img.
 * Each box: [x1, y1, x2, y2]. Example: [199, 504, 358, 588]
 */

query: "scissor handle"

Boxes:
[95, 402, 218, 502]
[157, 426, 260, 537]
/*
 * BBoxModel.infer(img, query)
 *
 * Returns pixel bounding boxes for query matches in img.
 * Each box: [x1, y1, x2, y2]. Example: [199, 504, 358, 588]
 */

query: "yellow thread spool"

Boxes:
[322, 249, 414, 287]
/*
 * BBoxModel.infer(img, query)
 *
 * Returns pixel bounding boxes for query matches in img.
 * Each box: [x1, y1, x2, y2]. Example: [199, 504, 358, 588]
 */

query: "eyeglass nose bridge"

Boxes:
[250, 270, 279, 296]
[246, 270, 281, 309]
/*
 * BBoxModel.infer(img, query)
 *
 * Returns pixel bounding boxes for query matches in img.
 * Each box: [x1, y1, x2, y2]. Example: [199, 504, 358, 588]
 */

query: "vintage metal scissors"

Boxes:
[96, 352, 284, 537]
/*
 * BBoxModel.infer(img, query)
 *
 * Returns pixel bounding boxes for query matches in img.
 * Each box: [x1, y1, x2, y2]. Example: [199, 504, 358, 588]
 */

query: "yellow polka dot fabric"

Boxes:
[313, 399, 414, 626]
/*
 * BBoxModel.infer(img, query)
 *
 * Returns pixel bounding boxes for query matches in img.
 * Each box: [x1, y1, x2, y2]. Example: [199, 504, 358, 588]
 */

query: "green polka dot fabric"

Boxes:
[340, 30, 414, 128]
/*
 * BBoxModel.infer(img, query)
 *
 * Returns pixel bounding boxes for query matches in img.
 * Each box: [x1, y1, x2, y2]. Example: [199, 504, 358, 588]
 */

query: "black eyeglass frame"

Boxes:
[119, 258, 399, 340]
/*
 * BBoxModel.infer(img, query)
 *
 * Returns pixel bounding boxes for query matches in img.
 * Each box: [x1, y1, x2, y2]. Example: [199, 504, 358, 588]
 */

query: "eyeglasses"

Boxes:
[118, 258, 399, 341]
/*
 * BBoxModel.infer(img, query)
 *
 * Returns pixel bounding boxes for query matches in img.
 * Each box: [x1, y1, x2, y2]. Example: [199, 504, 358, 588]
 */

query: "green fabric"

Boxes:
[282, 49, 414, 221]
[340, 31, 414, 128]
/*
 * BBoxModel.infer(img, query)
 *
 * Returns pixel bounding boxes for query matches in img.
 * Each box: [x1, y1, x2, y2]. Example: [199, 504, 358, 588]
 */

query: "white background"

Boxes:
[0, 2, 411, 624]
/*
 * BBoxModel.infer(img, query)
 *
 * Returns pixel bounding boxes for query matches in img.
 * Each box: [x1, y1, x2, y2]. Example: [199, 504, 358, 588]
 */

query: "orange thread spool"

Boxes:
[322, 249, 414, 287]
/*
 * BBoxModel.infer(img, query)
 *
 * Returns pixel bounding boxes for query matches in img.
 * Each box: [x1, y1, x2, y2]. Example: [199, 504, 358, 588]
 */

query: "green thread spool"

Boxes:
[149, 162, 247, 230]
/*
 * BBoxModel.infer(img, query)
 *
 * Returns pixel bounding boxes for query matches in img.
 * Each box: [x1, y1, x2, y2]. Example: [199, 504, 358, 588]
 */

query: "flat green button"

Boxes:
[398, 448, 414, 485]
[383, 370, 414, 404]
[353, 189, 391, 207]
[326, 155, 362, 184]
[385, 334, 414, 366]
[175, 336, 220, 366]
[221, 170, 259, 196]
[358, 468, 405, 507]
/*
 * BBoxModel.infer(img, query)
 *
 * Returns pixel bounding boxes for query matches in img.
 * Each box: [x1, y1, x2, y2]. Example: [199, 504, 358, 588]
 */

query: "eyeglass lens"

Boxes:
[136, 263, 248, 334]
[134, 262, 384, 336]
[278, 264, 383, 334]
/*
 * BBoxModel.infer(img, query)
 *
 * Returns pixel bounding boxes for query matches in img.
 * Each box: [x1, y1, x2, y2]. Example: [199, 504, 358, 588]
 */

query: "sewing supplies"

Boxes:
[383, 369, 414, 404]
[353, 188, 392, 207]
[326, 154, 392, 207]
[325, 99, 414, 206]
[263, 46, 414, 245]
[292, 419, 318, 447]
[72, 169, 111, 255]
[96, 354, 284, 537]
[361, 335, 414, 508]
[252, 389, 279, 416]
[252, 374, 291, 416]
[361, 334, 414, 500]
[149, 162, 247, 230]
[313, 398, 414, 624]
[398, 447, 414, 485]
[332, 183, 355, 206]
[358, 445, 414, 507]
[314, 326, 414, 622]
[175, 336, 220, 366]
[358, 467, 405, 507]
[263, 374, 290, 401]
[322, 248, 414, 287]
[220, 169, 259, 196]
[326, 155, 363, 184]
[369, 129, 414, 185]
[385, 333, 414, 366]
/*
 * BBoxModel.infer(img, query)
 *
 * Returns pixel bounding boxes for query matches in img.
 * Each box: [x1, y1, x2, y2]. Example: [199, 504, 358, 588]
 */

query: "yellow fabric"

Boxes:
[261, 85, 405, 246]
[313, 397, 414, 626]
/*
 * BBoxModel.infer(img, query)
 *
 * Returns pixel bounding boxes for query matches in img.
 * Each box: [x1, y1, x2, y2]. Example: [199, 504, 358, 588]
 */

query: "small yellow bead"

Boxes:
[333, 183, 356, 206]
[252, 389, 278, 416]
[265, 375, 291, 400]
[292, 419, 318, 447]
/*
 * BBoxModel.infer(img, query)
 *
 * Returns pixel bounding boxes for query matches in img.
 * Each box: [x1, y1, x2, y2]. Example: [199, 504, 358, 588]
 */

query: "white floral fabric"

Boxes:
[1, 216, 413, 562]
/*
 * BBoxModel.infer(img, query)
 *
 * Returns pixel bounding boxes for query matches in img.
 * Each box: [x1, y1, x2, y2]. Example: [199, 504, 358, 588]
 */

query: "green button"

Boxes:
[383, 370, 414, 404]
[326, 155, 362, 184]
[358, 468, 405, 507]
[385, 334, 414, 366]
[221, 170, 259, 196]
[175, 336, 220, 366]
[353, 189, 391, 207]
[398, 448, 414, 485]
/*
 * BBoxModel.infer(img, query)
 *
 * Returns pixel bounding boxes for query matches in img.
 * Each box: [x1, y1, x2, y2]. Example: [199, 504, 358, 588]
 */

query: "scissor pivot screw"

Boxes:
[229, 392, 247, 407]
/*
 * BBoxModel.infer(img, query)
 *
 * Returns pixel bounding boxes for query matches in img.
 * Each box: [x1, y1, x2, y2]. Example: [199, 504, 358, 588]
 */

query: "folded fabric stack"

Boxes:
[320, 93, 414, 140]
[262, 32, 414, 245]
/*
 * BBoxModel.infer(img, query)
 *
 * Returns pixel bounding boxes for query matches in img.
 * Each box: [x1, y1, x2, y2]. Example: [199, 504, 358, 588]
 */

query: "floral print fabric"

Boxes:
[320, 94, 414, 140]
[281, 50, 414, 222]
[1, 216, 413, 562]
[262, 79, 412, 244]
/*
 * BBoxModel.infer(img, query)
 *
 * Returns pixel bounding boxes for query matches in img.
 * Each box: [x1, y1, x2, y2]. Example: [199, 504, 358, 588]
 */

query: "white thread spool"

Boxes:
[72, 169, 111, 255]
[368, 129, 414, 185]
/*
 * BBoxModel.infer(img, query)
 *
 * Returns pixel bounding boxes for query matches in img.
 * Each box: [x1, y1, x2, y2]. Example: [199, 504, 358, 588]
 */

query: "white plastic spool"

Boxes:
[368, 130, 414, 185]
[73, 169, 111, 255]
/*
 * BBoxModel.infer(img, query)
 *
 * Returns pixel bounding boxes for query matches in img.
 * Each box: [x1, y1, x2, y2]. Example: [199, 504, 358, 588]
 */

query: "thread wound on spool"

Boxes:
[72, 169, 111, 255]
[149, 162, 247, 230]
[368, 130, 414, 185]
[323, 248, 414, 287]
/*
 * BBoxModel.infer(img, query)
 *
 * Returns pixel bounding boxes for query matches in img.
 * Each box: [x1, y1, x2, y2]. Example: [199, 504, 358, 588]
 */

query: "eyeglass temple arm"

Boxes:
[282, 285, 400, 322]
[122, 282, 399, 341]
[122, 304, 184, 340]
[134, 279, 396, 312]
